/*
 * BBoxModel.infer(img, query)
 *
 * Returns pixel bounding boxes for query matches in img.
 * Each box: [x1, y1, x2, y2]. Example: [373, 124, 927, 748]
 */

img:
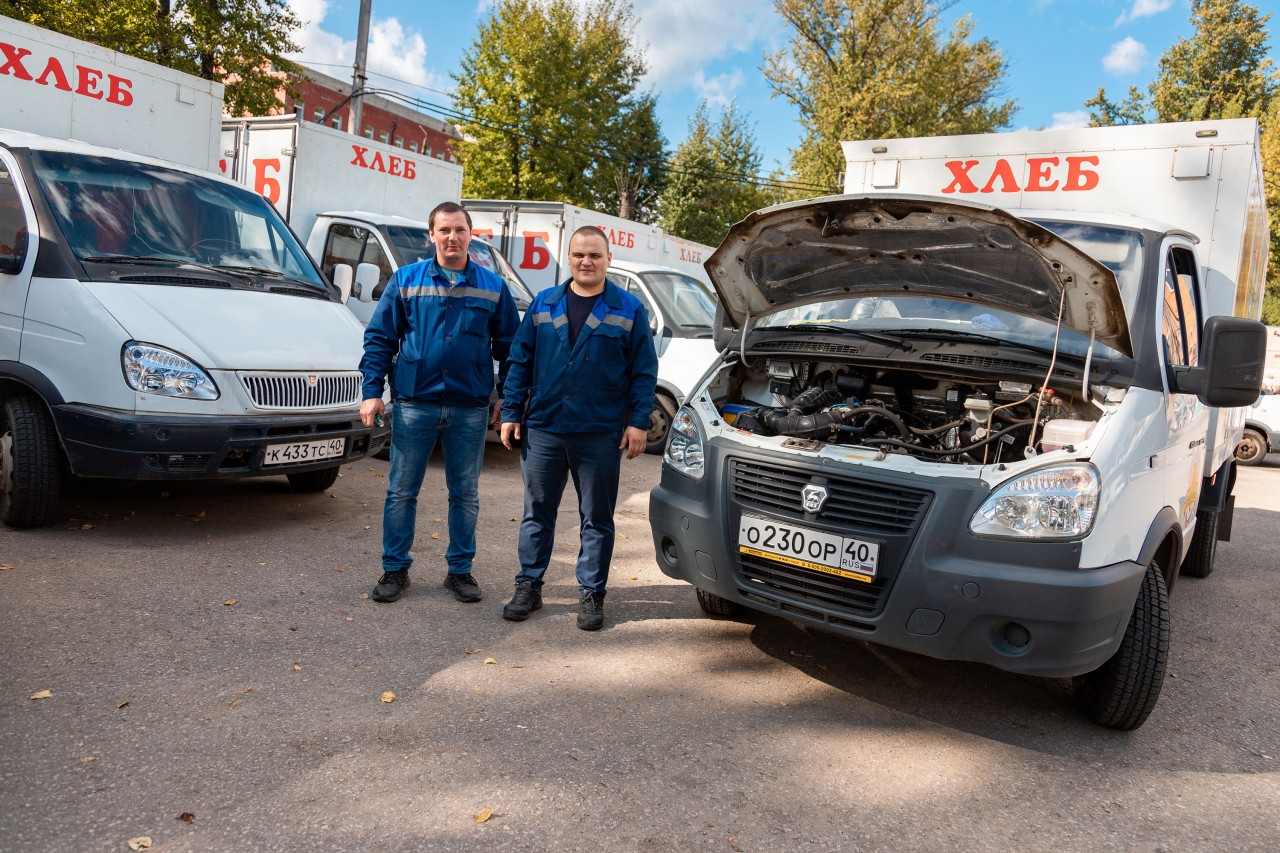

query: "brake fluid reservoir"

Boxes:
[1040, 419, 1096, 452]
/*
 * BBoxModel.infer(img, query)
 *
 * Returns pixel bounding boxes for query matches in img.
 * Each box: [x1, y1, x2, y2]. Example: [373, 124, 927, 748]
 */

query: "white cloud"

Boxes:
[1103, 37, 1148, 75]
[632, 0, 776, 91]
[1115, 0, 1174, 26]
[1049, 110, 1091, 129]
[692, 69, 745, 111]
[285, 0, 450, 96]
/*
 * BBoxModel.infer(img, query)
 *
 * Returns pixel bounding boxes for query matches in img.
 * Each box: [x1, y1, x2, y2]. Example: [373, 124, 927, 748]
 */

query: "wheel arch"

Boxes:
[1135, 506, 1183, 593]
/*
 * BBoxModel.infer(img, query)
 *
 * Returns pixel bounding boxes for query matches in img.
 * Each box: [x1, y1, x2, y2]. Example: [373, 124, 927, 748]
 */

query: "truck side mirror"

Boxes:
[331, 263, 353, 303]
[712, 301, 737, 352]
[1171, 315, 1267, 407]
[355, 263, 381, 303]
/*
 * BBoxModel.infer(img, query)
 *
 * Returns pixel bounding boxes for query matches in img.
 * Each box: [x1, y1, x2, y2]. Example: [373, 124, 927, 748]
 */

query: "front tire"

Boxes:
[1072, 559, 1169, 730]
[645, 393, 677, 455]
[1234, 427, 1267, 466]
[695, 588, 742, 618]
[1, 394, 62, 529]
[286, 466, 340, 493]
[1179, 508, 1218, 578]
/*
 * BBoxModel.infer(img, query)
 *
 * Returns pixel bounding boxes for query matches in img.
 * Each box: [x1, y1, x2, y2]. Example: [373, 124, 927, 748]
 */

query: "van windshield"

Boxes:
[640, 271, 716, 330]
[33, 151, 325, 288]
[385, 225, 535, 311]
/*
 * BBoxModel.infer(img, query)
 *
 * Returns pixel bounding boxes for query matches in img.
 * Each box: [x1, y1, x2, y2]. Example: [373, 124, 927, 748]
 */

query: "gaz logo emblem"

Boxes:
[801, 484, 828, 513]
[307, 374, 318, 387]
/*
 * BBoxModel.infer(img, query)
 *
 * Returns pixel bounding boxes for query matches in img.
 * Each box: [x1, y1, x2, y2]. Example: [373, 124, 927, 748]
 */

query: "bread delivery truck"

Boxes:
[0, 18, 387, 528]
[648, 119, 1267, 729]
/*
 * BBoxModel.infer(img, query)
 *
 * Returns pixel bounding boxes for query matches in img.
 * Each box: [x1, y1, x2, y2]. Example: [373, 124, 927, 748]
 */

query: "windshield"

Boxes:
[385, 224, 433, 266]
[640, 270, 716, 329]
[469, 241, 535, 310]
[759, 223, 1143, 359]
[33, 151, 324, 287]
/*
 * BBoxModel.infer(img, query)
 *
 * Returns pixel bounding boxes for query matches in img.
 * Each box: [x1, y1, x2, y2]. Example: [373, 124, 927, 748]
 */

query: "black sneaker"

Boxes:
[577, 591, 605, 631]
[371, 570, 409, 603]
[443, 572, 482, 603]
[502, 582, 542, 621]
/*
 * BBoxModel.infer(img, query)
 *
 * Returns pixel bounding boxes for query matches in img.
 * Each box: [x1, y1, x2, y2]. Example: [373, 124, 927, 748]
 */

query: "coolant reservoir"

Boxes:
[1040, 419, 1096, 452]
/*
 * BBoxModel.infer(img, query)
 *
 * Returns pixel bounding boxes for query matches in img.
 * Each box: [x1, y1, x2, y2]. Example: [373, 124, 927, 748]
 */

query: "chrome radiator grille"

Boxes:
[239, 372, 362, 410]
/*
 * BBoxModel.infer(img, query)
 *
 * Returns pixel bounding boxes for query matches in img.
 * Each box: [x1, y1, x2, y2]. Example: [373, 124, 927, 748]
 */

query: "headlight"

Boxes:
[121, 342, 219, 400]
[664, 406, 705, 480]
[970, 464, 1099, 540]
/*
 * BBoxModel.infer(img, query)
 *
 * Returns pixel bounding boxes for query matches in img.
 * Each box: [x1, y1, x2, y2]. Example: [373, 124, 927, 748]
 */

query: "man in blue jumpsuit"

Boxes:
[499, 226, 658, 630]
[360, 202, 519, 604]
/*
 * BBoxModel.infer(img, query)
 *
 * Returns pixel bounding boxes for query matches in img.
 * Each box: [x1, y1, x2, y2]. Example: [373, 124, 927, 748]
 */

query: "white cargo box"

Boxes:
[220, 116, 463, 231]
[0, 16, 222, 170]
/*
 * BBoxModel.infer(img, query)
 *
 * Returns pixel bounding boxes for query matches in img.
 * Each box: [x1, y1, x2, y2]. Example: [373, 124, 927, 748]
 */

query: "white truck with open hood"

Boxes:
[0, 18, 387, 528]
[647, 119, 1267, 730]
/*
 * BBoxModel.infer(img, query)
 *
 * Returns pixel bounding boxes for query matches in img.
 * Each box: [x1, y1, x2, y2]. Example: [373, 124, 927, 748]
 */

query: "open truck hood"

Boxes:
[704, 195, 1132, 357]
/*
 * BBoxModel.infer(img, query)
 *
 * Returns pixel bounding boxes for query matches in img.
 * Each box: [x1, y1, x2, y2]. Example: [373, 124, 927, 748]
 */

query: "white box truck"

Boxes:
[0, 18, 387, 528]
[466, 199, 723, 451]
[648, 119, 1267, 729]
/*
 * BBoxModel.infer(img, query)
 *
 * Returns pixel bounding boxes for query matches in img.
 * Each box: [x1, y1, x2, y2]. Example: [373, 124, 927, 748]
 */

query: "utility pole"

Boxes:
[350, 0, 372, 136]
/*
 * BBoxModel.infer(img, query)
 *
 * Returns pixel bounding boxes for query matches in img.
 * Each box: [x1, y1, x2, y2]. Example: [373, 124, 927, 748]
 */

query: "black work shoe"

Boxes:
[577, 591, 605, 631]
[371, 570, 409, 603]
[502, 582, 542, 621]
[443, 572, 482, 603]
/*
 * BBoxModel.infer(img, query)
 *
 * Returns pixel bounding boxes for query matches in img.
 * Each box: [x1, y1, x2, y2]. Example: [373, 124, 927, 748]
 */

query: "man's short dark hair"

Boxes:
[571, 225, 610, 251]
[429, 201, 472, 232]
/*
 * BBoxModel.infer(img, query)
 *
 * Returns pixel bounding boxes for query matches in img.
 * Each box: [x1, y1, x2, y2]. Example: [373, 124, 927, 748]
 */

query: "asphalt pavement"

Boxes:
[1, 445, 1277, 851]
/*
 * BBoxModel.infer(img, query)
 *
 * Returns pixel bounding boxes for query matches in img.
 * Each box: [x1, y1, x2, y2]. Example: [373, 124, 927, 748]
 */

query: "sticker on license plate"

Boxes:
[263, 437, 346, 466]
[737, 514, 879, 582]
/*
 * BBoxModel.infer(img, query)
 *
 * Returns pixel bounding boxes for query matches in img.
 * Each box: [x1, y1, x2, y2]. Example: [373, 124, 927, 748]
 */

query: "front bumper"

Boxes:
[53, 404, 389, 479]
[649, 445, 1146, 678]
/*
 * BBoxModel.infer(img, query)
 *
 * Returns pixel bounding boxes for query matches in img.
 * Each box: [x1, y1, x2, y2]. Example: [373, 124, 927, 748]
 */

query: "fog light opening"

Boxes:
[1002, 622, 1031, 649]
[661, 537, 679, 567]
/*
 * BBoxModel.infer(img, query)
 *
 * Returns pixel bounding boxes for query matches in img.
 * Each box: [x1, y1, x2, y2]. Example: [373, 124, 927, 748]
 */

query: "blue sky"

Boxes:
[284, 0, 1279, 175]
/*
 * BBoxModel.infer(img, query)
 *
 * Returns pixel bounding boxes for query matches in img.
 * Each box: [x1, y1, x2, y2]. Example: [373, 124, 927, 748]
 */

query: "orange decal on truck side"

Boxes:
[1, 39, 133, 106]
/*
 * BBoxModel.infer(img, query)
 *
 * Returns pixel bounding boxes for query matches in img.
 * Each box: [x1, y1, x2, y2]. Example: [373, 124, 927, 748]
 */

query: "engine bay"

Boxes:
[709, 356, 1105, 465]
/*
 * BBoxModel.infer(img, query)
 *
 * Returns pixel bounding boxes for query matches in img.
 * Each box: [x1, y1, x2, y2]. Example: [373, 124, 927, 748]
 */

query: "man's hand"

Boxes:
[620, 426, 647, 459]
[360, 398, 384, 428]
[500, 421, 521, 450]
[490, 398, 504, 429]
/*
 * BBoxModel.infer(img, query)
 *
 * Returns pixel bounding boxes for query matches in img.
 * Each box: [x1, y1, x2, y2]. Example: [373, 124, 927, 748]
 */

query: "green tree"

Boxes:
[761, 0, 1015, 192]
[1, 0, 302, 116]
[1085, 86, 1150, 127]
[658, 102, 773, 245]
[452, 0, 665, 219]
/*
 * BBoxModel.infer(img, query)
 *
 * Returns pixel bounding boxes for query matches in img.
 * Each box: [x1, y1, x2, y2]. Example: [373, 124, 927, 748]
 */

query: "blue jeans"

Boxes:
[515, 429, 622, 597]
[382, 401, 488, 574]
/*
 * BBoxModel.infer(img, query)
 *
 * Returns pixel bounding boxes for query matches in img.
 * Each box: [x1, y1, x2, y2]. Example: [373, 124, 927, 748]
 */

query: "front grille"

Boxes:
[730, 459, 929, 533]
[165, 454, 212, 472]
[239, 372, 362, 410]
[739, 552, 886, 618]
[119, 275, 230, 288]
[761, 340, 861, 356]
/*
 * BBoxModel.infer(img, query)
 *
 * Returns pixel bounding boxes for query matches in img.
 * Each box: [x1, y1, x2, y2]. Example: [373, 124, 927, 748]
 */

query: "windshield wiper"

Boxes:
[81, 255, 183, 265]
[886, 328, 1064, 359]
[753, 324, 910, 350]
[212, 264, 287, 278]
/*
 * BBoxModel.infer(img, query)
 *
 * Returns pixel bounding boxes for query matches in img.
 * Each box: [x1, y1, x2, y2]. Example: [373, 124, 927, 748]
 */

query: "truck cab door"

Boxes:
[1159, 243, 1209, 534]
[0, 154, 34, 362]
[320, 222, 395, 325]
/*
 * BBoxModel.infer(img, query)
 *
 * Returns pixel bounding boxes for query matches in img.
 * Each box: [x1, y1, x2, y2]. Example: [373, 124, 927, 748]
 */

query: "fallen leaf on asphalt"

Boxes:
[380, 691, 396, 703]
[223, 599, 237, 606]
[0, 563, 14, 570]
[509, 517, 517, 522]
[332, 567, 346, 573]
[127, 837, 153, 851]
[80, 523, 94, 530]
[359, 593, 369, 600]
[116, 700, 130, 709]
[484, 658, 498, 665]
[729, 836, 743, 852]
[29, 689, 52, 700]
[243, 688, 253, 694]
[177, 812, 195, 824]
[433, 517, 443, 523]
[630, 576, 638, 581]
[258, 562, 267, 566]
[1262, 754, 1274, 761]
[293, 663, 302, 671]
[779, 701, 789, 708]
[465, 648, 481, 654]
[430, 532, 440, 539]
[346, 616, 353, 622]
[567, 754, 579, 761]
[363, 526, 371, 531]
[474, 808, 494, 823]
[619, 532, 629, 539]
[230, 699, 242, 709]
[193, 511, 206, 522]
[374, 472, 383, 478]
[80, 757, 98, 763]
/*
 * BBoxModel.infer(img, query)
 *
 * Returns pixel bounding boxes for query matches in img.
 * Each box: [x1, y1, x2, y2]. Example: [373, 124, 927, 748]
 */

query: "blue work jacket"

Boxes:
[500, 278, 658, 435]
[359, 257, 519, 407]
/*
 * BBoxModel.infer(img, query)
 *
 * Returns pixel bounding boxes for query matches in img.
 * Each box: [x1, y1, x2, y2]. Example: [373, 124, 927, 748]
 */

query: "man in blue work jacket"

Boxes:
[499, 226, 658, 630]
[360, 202, 519, 604]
